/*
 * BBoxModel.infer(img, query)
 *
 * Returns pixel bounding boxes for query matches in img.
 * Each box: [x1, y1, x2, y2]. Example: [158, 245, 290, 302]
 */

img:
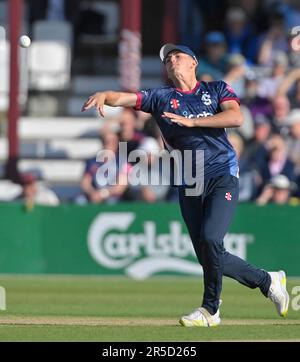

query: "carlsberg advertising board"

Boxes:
[87, 212, 253, 279]
[0, 203, 299, 276]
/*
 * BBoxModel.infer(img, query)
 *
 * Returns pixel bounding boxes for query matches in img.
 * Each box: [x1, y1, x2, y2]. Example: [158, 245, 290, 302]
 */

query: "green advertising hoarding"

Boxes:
[0, 202, 299, 276]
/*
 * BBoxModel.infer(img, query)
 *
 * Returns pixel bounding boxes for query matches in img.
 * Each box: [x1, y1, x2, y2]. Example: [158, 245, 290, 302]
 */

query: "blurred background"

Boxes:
[0, 0, 300, 278]
[0, 0, 300, 206]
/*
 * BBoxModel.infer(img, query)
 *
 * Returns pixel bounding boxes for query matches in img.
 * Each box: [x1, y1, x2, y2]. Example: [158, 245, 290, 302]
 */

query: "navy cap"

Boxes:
[159, 43, 198, 64]
[205, 31, 225, 44]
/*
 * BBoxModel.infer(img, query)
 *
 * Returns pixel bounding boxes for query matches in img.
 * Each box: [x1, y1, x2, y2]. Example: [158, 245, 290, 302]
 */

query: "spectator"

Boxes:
[228, 132, 256, 201]
[245, 114, 272, 166]
[286, 109, 300, 178]
[197, 31, 228, 80]
[257, 51, 289, 100]
[257, 134, 296, 189]
[270, 95, 291, 137]
[276, 0, 300, 31]
[224, 7, 259, 64]
[241, 71, 273, 120]
[128, 137, 170, 203]
[117, 109, 145, 157]
[257, 11, 290, 66]
[224, 53, 248, 98]
[136, 111, 162, 140]
[256, 174, 298, 205]
[78, 132, 131, 204]
[15, 172, 60, 208]
[289, 35, 300, 68]
[238, 0, 269, 34]
[276, 68, 300, 108]
[223, 57, 256, 140]
[179, 0, 204, 53]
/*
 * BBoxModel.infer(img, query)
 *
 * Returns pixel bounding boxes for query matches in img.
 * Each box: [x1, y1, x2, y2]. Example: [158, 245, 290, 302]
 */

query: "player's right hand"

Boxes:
[81, 92, 106, 117]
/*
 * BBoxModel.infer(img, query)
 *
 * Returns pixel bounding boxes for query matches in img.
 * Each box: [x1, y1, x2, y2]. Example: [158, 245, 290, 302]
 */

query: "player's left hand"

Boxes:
[163, 112, 196, 127]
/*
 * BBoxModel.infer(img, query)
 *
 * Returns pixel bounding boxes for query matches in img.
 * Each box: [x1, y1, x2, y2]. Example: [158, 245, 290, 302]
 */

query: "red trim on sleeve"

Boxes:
[220, 97, 240, 105]
[134, 92, 142, 110]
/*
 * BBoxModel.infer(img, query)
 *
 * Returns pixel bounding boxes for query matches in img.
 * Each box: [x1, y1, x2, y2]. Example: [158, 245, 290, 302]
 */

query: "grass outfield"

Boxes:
[0, 275, 299, 341]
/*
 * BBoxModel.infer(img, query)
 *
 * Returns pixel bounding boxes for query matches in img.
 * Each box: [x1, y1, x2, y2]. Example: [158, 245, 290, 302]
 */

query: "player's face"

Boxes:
[164, 51, 196, 78]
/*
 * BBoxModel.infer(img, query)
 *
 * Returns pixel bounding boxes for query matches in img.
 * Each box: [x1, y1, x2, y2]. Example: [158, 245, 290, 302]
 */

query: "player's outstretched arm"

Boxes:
[81, 91, 138, 117]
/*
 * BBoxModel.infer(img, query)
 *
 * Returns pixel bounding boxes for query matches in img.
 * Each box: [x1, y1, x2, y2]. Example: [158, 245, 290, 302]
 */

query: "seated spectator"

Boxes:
[128, 137, 170, 203]
[241, 71, 273, 120]
[256, 134, 296, 190]
[276, 0, 300, 32]
[197, 31, 228, 80]
[15, 172, 60, 208]
[117, 109, 145, 157]
[256, 174, 298, 205]
[289, 78, 300, 109]
[286, 109, 300, 179]
[276, 68, 300, 109]
[223, 7, 259, 64]
[270, 95, 291, 137]
[228, 132, 256, 201]
[239, 0, 269, 34]
[289, 36, 300, 68]
[257, 10, 290, 66]
[78, 132, 131, 204]
[223, 53, 248, 98]
[257, 51, 289, 100]
[245, 114, 272, 173]
[223, 56, 255, 141]
[136, 111, 161, 140]
[179, 0, 204, 53]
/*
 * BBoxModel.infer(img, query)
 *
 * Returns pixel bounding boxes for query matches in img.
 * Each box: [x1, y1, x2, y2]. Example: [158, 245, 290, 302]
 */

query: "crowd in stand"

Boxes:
[10, 0, 300, 206]
[72, 1, 300, 206]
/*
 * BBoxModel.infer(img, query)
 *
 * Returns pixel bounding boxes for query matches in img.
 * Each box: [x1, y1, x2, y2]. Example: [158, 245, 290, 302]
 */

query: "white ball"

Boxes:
[19, 35, 31, 48]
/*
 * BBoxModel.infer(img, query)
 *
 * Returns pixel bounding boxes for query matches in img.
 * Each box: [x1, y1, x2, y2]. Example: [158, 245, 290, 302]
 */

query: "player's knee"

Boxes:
[200, 231, 221, 249]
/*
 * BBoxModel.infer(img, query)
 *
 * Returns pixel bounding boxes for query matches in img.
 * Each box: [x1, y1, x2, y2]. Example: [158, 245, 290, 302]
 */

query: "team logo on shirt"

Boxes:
[170, 99, 180, 109]
[201, 92, 212, 106]
[225, 192, 232, 201]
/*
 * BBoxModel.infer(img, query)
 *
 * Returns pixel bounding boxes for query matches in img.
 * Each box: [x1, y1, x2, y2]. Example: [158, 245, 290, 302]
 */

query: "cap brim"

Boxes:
[159, 43, 198, 65]
[159, 44, 178, 62]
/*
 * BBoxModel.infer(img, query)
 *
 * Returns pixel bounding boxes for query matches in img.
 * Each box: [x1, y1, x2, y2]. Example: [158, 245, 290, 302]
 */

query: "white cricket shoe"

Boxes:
[179, 302, 221, 327]
[268, 270, 289, 317]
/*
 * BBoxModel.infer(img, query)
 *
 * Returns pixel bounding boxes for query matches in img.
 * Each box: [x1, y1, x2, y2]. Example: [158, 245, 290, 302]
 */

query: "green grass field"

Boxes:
[0, 275, 299, 341]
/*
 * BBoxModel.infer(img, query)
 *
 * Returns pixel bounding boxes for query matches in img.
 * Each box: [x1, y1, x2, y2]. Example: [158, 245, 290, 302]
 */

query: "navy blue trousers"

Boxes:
[178, 174, 271, 315]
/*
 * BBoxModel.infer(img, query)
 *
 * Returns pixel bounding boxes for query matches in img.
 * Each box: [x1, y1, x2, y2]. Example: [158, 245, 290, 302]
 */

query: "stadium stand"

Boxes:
[1, 0, 300, 205]
[28, 41, 71, 91]
[32, 19, 73, 46]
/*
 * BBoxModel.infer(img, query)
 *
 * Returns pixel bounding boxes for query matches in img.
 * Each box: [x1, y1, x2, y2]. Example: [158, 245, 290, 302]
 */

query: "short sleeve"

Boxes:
[218, 81, 240, 105]
[134, 88, 160, 114]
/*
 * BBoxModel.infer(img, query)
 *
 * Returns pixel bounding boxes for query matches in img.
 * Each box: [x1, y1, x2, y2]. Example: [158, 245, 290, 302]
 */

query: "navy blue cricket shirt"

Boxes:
[134, 80, 240, 181]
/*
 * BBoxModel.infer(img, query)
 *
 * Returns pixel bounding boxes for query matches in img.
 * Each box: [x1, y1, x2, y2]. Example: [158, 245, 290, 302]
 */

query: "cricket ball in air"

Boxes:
[19, 35, 31, 48]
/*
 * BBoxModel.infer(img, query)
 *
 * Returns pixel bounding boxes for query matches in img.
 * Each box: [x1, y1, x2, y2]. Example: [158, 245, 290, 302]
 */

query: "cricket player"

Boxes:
[82, 44, 289, 327]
